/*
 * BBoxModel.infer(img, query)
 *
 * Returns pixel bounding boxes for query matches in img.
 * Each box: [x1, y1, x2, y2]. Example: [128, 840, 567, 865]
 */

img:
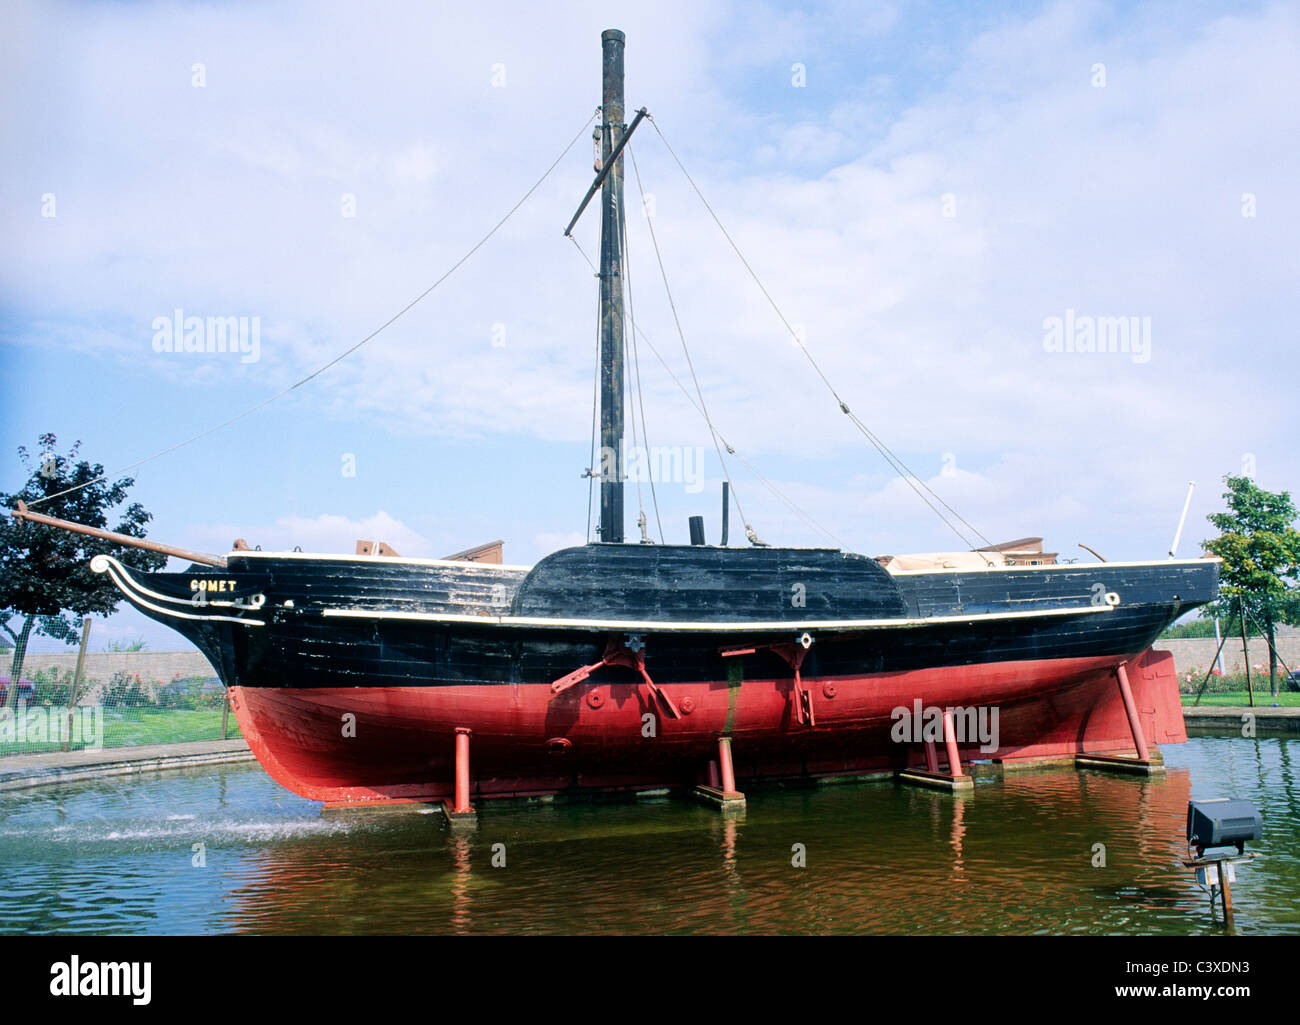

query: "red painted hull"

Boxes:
[228, 648, 1185, 804]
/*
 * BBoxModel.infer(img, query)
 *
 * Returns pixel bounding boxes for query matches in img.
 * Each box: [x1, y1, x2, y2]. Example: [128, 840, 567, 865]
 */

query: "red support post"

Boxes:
[717, 737, 739, 798]
[453, 728, 473, 814]
[924, 739, 940, 773]
[1114, 663, 1151, 762]
[693, 737, 745, 810]
[942, 710, 962, 777]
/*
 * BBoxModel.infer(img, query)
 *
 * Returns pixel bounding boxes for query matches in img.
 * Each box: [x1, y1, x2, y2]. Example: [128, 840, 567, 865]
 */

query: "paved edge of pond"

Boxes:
[1183, 706, 1300, 732]
[0, 739, 255, 792]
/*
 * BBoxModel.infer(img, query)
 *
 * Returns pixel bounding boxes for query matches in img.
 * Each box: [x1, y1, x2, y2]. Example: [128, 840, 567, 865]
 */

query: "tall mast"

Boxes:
[598, 28, 626, 543]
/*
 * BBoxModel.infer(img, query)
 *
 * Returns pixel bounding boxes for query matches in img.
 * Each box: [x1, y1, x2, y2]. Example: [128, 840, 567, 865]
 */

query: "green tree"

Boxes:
[1203, 476, 1300, 696]
[0, 434, 167, 708]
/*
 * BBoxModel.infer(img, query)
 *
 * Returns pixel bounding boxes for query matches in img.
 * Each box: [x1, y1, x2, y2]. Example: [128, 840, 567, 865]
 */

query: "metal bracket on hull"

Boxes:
[721, 634, 816, 727]
[550, 635, 682, 720]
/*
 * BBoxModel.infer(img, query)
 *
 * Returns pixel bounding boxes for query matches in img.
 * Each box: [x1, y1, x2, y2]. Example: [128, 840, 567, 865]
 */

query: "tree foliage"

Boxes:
[1203, 475, 1300, 695]
[1203, 475, 1300, 626]
[1, 433, 166, 657]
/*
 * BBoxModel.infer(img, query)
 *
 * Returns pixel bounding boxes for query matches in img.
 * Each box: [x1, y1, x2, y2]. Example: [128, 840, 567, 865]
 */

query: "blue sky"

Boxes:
[2, 0, 1297, 652]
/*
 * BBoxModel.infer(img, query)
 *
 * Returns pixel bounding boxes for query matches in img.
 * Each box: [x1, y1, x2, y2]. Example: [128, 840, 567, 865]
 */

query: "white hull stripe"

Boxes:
[320, 603, 1115, 633]
[91, 556, 266, 628]
[92, 557, 263, 610]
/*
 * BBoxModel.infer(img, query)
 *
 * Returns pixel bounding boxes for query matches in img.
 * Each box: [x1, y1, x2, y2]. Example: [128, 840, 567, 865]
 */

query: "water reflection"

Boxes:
[449, 832, 473, 935]
[0, 735, 1295, 935]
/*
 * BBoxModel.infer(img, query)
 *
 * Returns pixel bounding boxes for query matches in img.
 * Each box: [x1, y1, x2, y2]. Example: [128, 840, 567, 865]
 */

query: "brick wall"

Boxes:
[10, 650, 218, 702]
[1155, 635, 1299, 676]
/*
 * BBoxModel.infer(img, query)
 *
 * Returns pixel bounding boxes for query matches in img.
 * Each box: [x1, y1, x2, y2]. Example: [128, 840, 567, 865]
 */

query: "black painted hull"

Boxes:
[91, 546, 1218, 802]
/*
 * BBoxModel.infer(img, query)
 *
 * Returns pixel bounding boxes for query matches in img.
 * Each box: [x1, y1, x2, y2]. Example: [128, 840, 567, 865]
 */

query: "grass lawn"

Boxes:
[98, 707, 243, 746]
[0, 706, 242, 756]
[1182, 690, 1300, 707]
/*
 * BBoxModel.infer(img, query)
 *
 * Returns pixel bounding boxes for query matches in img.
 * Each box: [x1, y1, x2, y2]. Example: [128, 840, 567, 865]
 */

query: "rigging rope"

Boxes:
[647, 116, 995, 555]
[629, 144, 764, 547]
[567, 235, 843, 547]
[617, 165, 665, 543]
[612, 161, 648, 539]
[29, 109, 602, 510]
[576, 236, 602, 543]
[622, 283, 648, 537]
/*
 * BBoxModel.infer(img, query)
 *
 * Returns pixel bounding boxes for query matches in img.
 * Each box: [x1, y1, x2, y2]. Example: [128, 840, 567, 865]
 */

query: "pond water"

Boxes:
[0, 732, 1295, 934]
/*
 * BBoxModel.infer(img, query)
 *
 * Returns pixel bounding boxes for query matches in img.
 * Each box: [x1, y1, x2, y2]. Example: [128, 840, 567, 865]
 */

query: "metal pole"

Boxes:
[1213, 617, 1225, 676]
[942, 710, 962, 777]
[717, 736, 738, 797]
[61, 618, 91, 753]
[597, 28, 626, 544]
[1220, 863, 1234, 926]
[1114, 662, 1151, 761]
[924, 739, 940, 773]
[1168, 481, 1195, 558]
[1193, 628, 1232, 706]
[1246, 606, 1293, 693]
[720, 481, 730, 546]
[1241, 612, 1254, 708]
[453, 728, 473, 814]
[221, 690, 230, 740]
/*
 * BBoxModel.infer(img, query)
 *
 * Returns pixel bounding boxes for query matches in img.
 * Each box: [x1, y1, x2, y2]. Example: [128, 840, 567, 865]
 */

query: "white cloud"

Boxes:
[532, 530, 586, 555]
[3, 0, 1296, 570]
[185, 510, 432, 559]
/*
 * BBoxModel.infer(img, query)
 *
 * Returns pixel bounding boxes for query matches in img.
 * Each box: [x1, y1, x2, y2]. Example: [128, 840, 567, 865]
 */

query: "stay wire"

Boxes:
[618, 168, 665, 543]
[575, 235, 602, 543]
[648, 115, 995, 554]
[29, 109, 602, 509]
[628, 143, 761, 545]
[567, 235, 842, 547]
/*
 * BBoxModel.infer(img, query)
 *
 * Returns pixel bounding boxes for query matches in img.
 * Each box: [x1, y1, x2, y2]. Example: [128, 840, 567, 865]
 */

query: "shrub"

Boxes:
[155, 676, 214, 710]
[101, 670, 157, 708]
[30, 667, 77, 705]
[1179, 668, 1298, 694]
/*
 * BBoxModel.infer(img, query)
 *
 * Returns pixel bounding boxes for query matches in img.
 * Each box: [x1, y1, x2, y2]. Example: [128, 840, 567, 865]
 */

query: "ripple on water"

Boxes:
[0, 735, 1295, 935]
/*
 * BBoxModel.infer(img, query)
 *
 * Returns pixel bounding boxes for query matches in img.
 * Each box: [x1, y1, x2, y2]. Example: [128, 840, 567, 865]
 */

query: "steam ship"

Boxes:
[25, 30, 1218, 809]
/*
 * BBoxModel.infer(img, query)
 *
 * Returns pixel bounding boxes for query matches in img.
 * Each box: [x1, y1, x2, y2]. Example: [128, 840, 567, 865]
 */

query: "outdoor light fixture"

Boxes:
[1187, 798, 1262, 856]
[1183, 798, 1262, 926]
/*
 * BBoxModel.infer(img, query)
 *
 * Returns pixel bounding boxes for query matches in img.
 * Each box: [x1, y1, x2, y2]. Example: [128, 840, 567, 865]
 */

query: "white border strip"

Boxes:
[321, 603, 1114, 633]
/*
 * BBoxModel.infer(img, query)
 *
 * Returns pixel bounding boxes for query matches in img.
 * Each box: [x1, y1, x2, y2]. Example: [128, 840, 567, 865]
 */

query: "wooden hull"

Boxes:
[226, 648, 1186, 803]
[92, 545, 1217, 804]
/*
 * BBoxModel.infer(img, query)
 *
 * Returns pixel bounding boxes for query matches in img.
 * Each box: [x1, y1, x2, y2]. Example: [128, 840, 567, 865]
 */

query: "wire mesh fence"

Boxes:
[1179, 666, 1300, 705]
[0, 667, 241, 757]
